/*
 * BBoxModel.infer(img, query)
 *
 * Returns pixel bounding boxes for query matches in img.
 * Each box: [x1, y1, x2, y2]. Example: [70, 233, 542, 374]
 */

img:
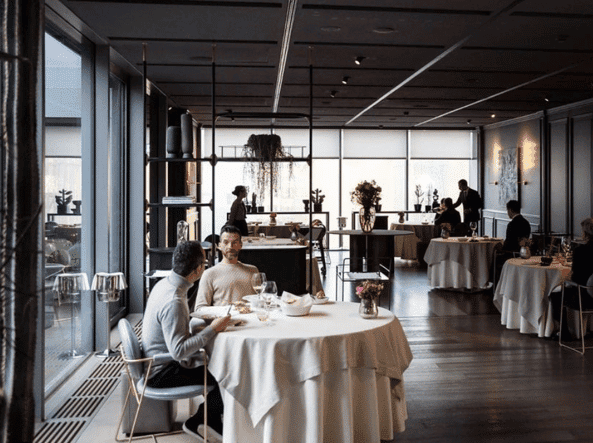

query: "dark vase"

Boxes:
[257, 206, 264, 213]
[303, 199, 310, 212]
[252, 206, 258, 213]
[375, 204, 382, 212]
[166, 126, 181, 158]
[72, 200, 82, 214]
[313, 203, 322, 212]
[245, 205, 251, 213]
[57, 204, 68, 215]
[180, 114, 194, 159]
[425, 205, 432, 213]
[359, 206, 376, 233]
[414, 204, 422, 212]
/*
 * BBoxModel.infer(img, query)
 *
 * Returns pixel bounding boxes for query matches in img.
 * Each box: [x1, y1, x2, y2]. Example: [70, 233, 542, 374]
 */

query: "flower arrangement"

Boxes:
[356, 280, 384, 300]
[311, 188, 325, 206]
[351, 180, 382, 208]
[243, 133, 293, 196]
[414, 185, 424, 205]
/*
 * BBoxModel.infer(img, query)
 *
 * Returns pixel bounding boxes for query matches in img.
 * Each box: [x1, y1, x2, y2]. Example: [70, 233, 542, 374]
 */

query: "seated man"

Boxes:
[194, 225, 259, 310]
[142, 241, 230, 438]
[434, 197, 461, 229]
[502, 199, 531, 253]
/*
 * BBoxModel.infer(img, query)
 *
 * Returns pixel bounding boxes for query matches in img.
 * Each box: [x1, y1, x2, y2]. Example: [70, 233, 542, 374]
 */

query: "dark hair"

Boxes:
[220, 224, 242, 238]
[506, 200, 521, 213]
[172, 241, 205, 277]
[581, 217, 593, 240]
[458, 179, 468, 187]
[232, 185, 246, 196]
[444, 197, 453, 208]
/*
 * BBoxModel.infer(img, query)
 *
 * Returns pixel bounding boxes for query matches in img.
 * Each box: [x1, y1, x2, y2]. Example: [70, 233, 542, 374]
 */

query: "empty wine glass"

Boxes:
[251, 273, 267, 296]
[469, 221, 478, 238]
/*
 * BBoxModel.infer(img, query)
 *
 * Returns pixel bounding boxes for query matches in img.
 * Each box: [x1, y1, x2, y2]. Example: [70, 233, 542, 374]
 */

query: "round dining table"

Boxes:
[493, 257, 571, 337]
[202, 301, 413, 443]
[424, 237, 503, 290]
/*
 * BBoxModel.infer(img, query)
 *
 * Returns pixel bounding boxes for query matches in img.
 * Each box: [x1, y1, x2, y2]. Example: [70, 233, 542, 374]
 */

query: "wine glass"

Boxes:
[261, 281, 278, 310]
[469, 221, 477, 238]
[251, 273, 267, 296]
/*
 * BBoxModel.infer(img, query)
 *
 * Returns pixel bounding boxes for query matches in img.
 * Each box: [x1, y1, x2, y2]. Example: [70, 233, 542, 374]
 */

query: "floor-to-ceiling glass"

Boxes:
[43, 31, 93, 394]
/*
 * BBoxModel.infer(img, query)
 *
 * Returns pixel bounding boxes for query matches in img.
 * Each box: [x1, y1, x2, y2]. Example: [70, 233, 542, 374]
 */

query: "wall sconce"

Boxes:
[489, 181, 499, 185]
[517, 180, 528, 185]
[92, 272, 127, 358]
[53, 272, 89, 359]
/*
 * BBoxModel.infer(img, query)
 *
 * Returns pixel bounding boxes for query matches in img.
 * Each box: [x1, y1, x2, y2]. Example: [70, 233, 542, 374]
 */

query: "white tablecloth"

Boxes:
[493, 257, 571, 337]
[204, 302, 413, 443]
[391, 223, 437, 260]
[424, 238, 502, 290]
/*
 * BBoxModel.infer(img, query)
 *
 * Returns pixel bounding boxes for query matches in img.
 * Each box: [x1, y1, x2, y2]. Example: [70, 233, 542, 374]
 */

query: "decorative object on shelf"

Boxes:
[177, 220, 189, 245]
[269, 212, 277, 226]
[414, 185, 424, 212]
[303, 199, 310, 212]
[440, 223, 451, 239]
[55, 189, 73, 214]
[242, 134, 293, 196]
[311, 188, 325, 212]
[180, 113, 194, 159]
[356, 280, 383, 319]
[91, 272, 127, 358]
[375, 196, 382, 212]
[425, 204, 432, 213]
[53, 272, 89, 359]
[251, 192, 258, 213]
[72, 200, 82, 214]
[166, 126, 181, 158]
[398, 211, 405, 224]
[432, 189, 440, 211]
[257, 205, 264, 213]
[351, 180, 382, 233]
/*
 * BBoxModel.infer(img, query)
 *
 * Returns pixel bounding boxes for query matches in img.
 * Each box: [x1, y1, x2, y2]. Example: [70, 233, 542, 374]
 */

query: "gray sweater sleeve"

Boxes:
[160, 298, 216, 362]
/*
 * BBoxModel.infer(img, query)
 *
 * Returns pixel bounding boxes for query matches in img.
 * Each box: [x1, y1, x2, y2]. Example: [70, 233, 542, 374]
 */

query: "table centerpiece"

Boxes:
[356, 279, 384, 318]
[351, 180, 382, 233]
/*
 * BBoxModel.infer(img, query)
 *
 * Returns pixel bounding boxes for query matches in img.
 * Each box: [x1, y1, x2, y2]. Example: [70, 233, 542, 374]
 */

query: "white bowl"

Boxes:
[457, 237, 470, 242]
[281, 303, 312, 316]
[312, 296, 329, 305]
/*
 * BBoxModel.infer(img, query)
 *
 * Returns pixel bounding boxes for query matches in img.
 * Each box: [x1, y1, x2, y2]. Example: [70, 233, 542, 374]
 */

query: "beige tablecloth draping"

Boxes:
[391, 223, 437, 260]
[493, 257, 571, 337]
[424, 238, 502, 289]
[204, 302, 413, 443]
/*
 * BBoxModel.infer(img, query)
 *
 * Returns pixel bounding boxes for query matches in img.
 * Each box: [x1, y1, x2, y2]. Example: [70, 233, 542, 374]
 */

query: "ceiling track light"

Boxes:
[354, 56, 365, 65]
[342, 76, 350, 85]
[330, 90, 338, 98]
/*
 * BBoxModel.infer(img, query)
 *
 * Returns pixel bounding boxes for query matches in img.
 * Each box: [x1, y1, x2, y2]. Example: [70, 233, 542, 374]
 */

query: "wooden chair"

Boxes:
[116, 319, 214, 442]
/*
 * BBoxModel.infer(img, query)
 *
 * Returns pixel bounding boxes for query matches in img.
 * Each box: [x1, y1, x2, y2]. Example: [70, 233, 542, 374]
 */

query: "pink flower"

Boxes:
[356, 286, 364, 294]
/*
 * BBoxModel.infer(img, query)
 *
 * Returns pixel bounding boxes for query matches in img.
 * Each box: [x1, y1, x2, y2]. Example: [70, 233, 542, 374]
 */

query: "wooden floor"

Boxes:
[363, 256, 593, 443]
[69, 252, 593, 442]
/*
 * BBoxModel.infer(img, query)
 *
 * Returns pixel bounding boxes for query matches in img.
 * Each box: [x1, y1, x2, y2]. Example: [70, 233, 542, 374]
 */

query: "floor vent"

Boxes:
[34, 320, 142, 443]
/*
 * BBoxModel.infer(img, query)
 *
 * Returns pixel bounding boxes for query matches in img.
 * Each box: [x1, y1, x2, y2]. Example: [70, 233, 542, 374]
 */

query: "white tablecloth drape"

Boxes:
[204, 302, 413, 443]
[493, 257, 571, 337]
[424, 238, 502, 289]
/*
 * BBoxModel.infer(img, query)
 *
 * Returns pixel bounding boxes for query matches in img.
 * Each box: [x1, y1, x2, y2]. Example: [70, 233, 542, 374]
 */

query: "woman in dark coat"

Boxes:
[227, 185, 248, 236]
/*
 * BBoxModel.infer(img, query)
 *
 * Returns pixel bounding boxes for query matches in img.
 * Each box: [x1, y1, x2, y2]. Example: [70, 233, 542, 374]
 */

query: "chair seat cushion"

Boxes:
[138, 377, 211, 401]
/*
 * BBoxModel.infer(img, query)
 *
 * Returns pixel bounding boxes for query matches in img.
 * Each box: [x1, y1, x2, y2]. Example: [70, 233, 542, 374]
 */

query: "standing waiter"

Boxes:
[227, 185, 249, 236]
[452, 179, 482, 223]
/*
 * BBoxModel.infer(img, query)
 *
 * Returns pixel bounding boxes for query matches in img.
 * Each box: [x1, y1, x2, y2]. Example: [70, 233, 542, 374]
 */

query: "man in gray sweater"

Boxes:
[142, 241, 230, 439]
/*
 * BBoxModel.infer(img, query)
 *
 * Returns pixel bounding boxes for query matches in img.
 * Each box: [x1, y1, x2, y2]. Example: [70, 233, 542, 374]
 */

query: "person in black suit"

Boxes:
[434, 198, 461, 229]
[502, 200, 531, 253]
[452, 179, 482, 223]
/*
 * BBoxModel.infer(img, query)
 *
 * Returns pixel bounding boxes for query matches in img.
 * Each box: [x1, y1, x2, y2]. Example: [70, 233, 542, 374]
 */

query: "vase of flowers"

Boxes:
[269, 212, 277, 226]
[414, 185, 424, 212]
[351, 180, 382, 233]
[356, 280, 384, 319]
[440, 223, 451, 239]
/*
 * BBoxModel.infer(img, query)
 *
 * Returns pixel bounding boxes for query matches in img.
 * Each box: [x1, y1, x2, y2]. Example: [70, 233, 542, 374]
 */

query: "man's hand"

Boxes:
[211, 315, 231, 332]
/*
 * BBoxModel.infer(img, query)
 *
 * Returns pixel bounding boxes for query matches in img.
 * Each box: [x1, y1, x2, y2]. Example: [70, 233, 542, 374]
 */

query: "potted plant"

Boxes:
[351, 180, 382, 233]
[243, 134, 293, 197]
[311, 189, 325, 212]
[55, 189, 73, 214]
[414, 185, 424, 212]
[356, 280, 384, 318]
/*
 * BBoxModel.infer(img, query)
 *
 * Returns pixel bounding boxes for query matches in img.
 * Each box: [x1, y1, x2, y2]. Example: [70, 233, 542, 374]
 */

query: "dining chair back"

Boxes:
[559, 276, 593, 355]
[116, 318, 213, 442]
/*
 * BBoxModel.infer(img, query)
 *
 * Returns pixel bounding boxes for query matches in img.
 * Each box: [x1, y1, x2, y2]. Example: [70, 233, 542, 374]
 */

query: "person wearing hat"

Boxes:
[228, 185, 248, 236]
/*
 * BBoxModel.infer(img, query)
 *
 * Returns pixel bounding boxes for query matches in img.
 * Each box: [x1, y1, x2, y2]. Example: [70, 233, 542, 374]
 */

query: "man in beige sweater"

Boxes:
[194, 225, 259, 310]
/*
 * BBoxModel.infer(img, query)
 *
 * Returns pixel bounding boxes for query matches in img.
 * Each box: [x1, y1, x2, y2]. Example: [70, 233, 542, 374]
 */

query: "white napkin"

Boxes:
[281, 292, 313, 308]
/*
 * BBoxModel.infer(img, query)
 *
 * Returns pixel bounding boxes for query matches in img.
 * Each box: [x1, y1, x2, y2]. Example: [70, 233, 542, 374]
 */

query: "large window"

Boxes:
[43, 31, 93, 394]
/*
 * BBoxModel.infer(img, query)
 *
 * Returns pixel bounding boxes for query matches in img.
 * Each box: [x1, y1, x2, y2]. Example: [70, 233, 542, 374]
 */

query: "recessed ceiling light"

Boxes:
[491, 114, 496, 118]
[467, 119, 472, 124]
[342, 76, 350, 85]
[544, 97, 550, 102]
[330, 90, 338, 98]
[321, 26, 341, 32]
[354, 56, 365, 65]
[373, 27, 394, 34]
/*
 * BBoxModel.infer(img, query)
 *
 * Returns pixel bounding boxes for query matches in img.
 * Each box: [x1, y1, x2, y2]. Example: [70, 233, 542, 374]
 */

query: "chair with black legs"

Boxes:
[116, 318, 214, 442]
[559, 276, 593, 355]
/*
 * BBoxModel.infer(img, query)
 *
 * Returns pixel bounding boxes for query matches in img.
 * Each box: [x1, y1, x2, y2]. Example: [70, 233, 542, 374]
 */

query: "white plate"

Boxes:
[312, 296, 329, 305]
[242, 295, 260, 303]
